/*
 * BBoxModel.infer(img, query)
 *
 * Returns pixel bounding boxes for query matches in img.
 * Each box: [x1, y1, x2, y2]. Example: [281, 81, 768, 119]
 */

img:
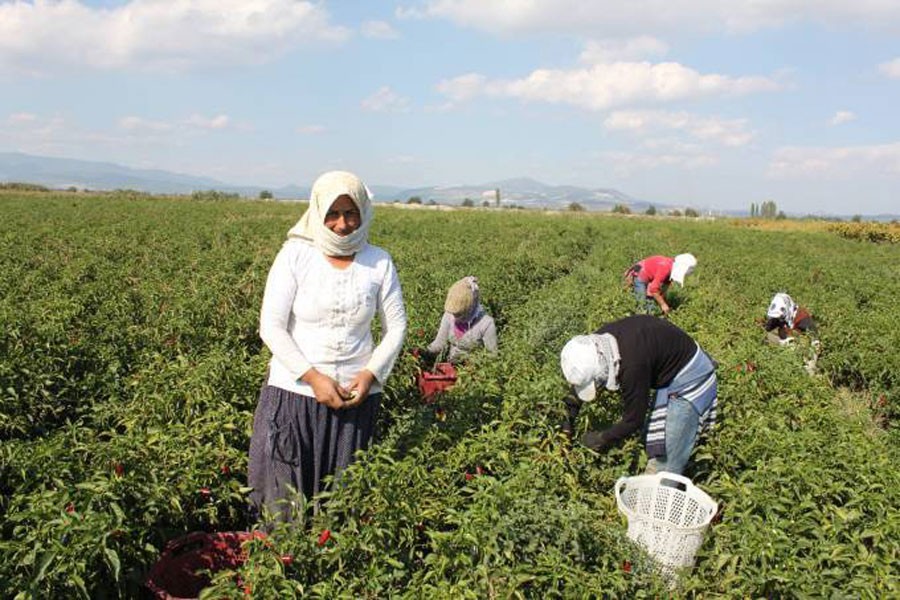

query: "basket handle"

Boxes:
[613, 476, 629, 513]
[655, 471, 693, 490]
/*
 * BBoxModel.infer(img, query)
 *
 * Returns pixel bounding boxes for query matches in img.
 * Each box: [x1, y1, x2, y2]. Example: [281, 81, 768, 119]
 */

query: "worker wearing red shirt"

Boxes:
[624, 254, 697, 315]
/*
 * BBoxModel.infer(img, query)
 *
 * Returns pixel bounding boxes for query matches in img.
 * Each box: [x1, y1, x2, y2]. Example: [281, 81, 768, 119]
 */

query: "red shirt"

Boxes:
[634, 256, 674, 295]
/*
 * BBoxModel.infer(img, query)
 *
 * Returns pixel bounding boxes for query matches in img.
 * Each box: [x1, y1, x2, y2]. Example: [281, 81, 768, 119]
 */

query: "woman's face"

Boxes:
[324, 195, 361, 236]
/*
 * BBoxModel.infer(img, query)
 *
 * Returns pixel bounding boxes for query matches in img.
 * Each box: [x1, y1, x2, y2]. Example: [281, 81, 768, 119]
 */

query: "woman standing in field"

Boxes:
[248, 171, 407, 519]
[419, 276, 498, 365]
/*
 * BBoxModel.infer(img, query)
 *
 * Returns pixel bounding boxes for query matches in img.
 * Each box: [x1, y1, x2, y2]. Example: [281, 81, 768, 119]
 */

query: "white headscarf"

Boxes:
[767, 292, 798, 328]
[670, 253, 697, 286]
[287, 171, 374, 256]
[559, 333, 622, 402]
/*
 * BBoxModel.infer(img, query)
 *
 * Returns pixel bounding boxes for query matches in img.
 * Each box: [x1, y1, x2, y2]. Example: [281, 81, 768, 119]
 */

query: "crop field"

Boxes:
[1, 192, 898, 598]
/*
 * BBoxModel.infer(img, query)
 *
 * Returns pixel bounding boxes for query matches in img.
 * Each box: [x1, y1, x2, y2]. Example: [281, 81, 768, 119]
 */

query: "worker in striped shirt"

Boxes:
[559, 315, 717, 476]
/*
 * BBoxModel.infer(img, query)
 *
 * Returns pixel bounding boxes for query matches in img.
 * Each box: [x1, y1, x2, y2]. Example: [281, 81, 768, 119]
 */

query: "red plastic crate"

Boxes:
[146, 531, 267, 599]
[417, 362, 457, 403]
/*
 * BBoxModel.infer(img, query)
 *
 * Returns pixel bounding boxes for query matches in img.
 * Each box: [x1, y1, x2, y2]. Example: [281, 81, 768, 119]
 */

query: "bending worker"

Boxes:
[764, 292, 818, 345]
[422, 276, 498, 364]
[624, 253, 697, 315]
[559, 314, 717, 475]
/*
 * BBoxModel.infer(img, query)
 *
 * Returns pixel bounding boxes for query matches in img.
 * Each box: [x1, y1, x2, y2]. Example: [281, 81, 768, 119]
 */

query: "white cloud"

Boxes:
[183, 114, 230, 130]
[387, 155, 420, 164]
[119, 114, 232, 132]
[878, 57, 900, 78]
[361, 86, 411, 112]
[296, 124, 327, 135]
[829, 110, 856, 126]
[361, 20, 400, 39]
[7, 112, 38, 124]
[401, 0, 900, 35]
[437, 62, 779, 111]
[0, 0, 349, 74]
[768, 143, 900, 179]
[604, 109, 754, 146]
[0, 113, 122, 156]
[119, 116, 173, 132]
[601, 149, 717, 177]
[579, 37, 668, 63]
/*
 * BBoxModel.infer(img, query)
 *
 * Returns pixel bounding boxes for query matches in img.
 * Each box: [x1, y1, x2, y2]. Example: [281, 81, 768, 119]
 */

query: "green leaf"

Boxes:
[104, 547, 121, 581]
[33, 551, 55, 583]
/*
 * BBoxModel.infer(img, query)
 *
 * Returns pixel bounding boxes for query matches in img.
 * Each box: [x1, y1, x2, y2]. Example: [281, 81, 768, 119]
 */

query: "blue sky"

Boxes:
[1, 1, 899, 215]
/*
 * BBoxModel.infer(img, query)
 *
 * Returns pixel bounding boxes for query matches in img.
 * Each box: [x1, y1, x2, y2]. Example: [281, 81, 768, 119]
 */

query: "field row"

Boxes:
[1, 193, 898, 597]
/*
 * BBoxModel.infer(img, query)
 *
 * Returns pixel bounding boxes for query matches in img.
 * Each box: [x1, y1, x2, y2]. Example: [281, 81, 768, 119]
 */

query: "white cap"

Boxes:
[671, 253, 697, 286]
[560, 336, 601, 401]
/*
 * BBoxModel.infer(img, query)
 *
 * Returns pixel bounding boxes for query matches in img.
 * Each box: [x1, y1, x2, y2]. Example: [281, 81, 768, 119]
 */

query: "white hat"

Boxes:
[670, 253, 697, 286]
[560, 336, 602, 401]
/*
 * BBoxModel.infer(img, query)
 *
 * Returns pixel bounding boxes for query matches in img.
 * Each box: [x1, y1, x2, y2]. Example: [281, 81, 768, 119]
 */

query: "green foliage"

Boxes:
[611, 203, 631, 214]
[760, 200, 778, 219]
[644, 205, 657, 216]
[1, 193, 898, 597]
[461, 198, 474, 207]
[407, 196, 422, 205]
[0, 182, 50, 192]
[567, 202, 585, 212]
[684, 208, 700, 218]
[259, 190, 273, 200]
[191, 190, 241, 202]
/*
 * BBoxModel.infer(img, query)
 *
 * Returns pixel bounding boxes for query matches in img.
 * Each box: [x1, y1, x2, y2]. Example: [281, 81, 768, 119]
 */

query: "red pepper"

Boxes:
[464, 472, 474, 481]
[280, 554, 294, 566]
[114, 462, 124, 477]
[622, 560, 632, 573]
[317, 529, 331, 546]
[65, 502, 75, 514]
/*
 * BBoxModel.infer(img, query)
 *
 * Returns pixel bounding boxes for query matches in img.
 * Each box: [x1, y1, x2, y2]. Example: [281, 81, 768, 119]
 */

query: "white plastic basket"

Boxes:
[615, 471, 718, 584]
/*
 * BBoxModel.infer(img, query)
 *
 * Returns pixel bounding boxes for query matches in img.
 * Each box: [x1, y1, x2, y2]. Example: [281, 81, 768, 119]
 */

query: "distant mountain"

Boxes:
[0, 151, 244, 195]
[0, 152, 412, 202]
[392, 177, 638, 212]
[8, 151, 893, 218]
[0, 152, 640, 210]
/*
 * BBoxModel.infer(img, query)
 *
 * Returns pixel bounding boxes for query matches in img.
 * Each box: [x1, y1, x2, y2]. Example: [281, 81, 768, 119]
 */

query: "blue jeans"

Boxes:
[645, 397, 700, 475]
[632, 280, 655, 314]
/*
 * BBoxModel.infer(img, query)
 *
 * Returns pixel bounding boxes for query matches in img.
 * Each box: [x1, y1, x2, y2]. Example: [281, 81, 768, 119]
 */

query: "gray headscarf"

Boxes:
[592, 333, 622, 391]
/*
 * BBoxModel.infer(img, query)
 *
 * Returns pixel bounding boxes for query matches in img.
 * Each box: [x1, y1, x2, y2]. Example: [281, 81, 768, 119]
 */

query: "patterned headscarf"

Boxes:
[767, 292, 799, 328]
[287, 171, 373, 256]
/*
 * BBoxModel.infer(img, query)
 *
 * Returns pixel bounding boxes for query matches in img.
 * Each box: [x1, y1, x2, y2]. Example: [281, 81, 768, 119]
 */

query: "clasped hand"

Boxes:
[302, 368, 376, 410]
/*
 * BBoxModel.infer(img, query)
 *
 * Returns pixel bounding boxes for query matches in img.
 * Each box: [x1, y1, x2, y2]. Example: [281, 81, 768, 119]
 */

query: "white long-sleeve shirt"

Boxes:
[259, 239, 407, 396]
